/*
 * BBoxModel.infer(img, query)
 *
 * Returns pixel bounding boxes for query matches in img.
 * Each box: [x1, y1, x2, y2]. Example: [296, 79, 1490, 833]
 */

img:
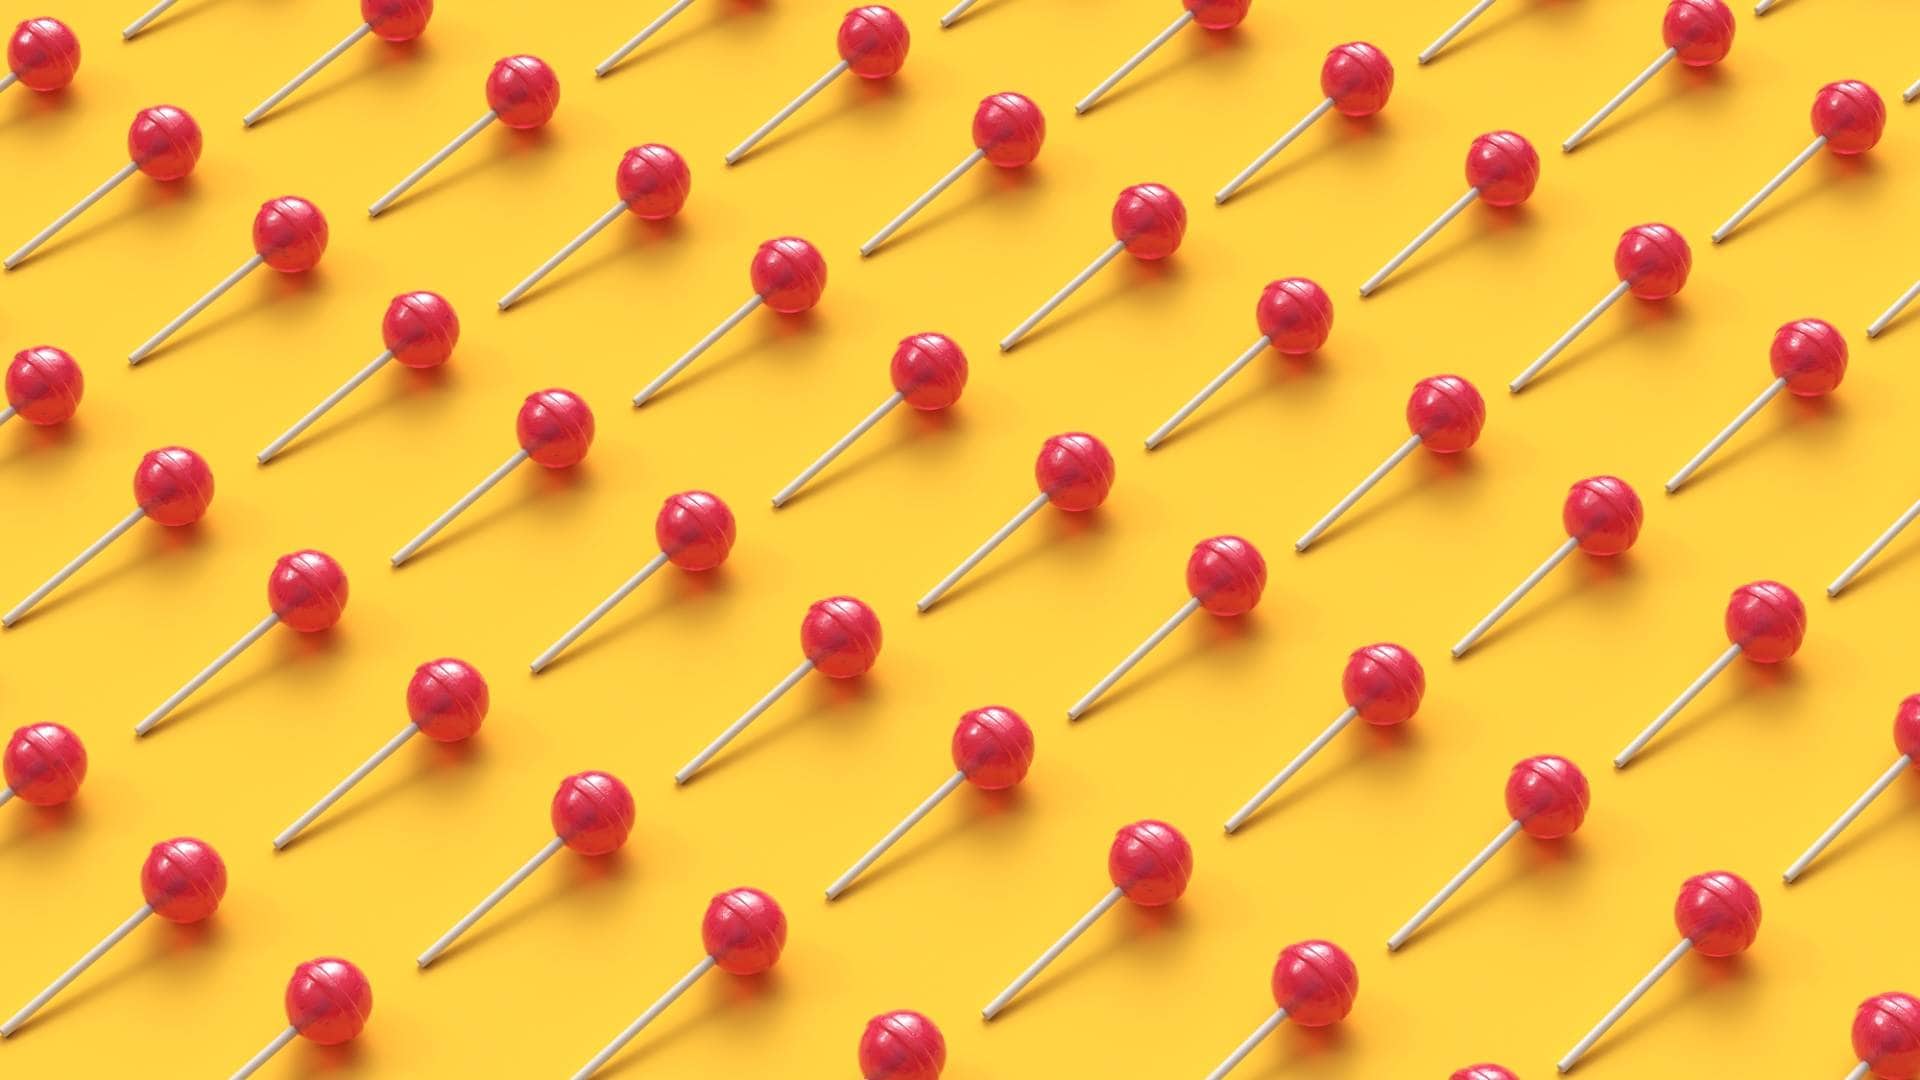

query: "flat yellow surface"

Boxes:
[3, 0, 1918, 1076]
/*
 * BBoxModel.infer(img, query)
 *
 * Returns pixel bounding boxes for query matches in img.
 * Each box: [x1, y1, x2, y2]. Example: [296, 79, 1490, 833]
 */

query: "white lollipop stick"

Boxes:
[1205, 1009, 1290, 1080]
[826, 771, 965, 898]
[530, 553, 671, 671]
[500, 201, 627, 309]
[1224, 706, 1356, 832]
[1067, 597, 1201, 719]
[726, 60, 849, 164]
[1145, 336, 1270, 448]
[418, 836, 565, 966]
[1665, 377, 1786, 492]
[273, 723, 420, 849]
[230, 1026, 299, 1080]
[258, 349, 395, 462]
[1, 904, 153, 1035]
[370, 111, 498, 216]
[1868, 281, 1920, 338]
[1713, 136, 1825, 243]
[1360, 188, 1479, 296]
[392, 448, 530, 565]
[940, 0, 981, 26]
[6, 162, 140, 269]
[1829, 497, 1920, 596]
[129, 254, 266, 363]
[862, 149, 985, 255]
[1783, 755, 1910, 881]
[1387, 819, 1523, 949]
[1075, 11, 1192, 114]
[136, 613, 282, 735]
[1001, 241, 1124, 350]
[0, 788, 13, 807]
[571, 956, 717, 1078]
[1511, 281, 1632, 391]
[1905, 78, 1919, 103]
[1563, 48, 1676, 152]
[1296, 435, 1423, 550]
[1452, 537, 1580, 656]
[1753, 0, 1777, 12]
[243, 23, 373, 126]
[4, 508, 145, 626]
[1216, 99, 1334, 203]
[676, 659, 815, 782]
[1419, 0, 1496, 63]
[773, 392, 905, 506]
[982, 886, 1123, 1018]
[596, 0, 697, 75]
[1847, 1064, 1874, 1080]
[634, 295, 764, 404]
[123, 0, 178, 38]
[918, 493, 1048, 611]
[1614, 644, 1743, 766]
[1557, 939, 1694, 1072]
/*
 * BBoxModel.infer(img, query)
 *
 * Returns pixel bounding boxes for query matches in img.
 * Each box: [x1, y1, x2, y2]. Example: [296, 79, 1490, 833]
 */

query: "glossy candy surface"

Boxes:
[751, 237, 828, 313]
[487, 56, 559, 129]
[1107, 820, 1192, 905]
[838, 6, 909, 79]
[1269, 940, 1358, 1026]
[1035, 433, 1115, 511]
[269, 550, 349, 632]
[657, 491, 736, 571]
[1564, 476, 1644, 556]
[141, 838, 227, 922]
[973, 93, 1044, 168]
[134, 447, 215, 526]
[363, 0, 431, 41]
[1893, 696, 1920, 761]
[129, 106, 203, 181]
[407, 659, 489, 741]
[1854, 992, 1920, 1080]
[285, 958, 373, 1044]
[802, 597, 882, 677]
[550, 771, 635, 855]
[890, 334, 967, 410]
[617, 144, 691, 220]
[1504, 755, 1590, 839]
[1724, 580, 1805, 663]
[1256, 279, 1333, 354]
[1812, 81, 1885, 154]
[1452, 1068, 1519, 1080]
[1342, 644, 1425, 726]
[1186, 536, 1266, 616]
[1185, 0, 1251, 31]
[383, 292, 459, 369]
[253, 197, 329, 273]
[1322, 42, 1393, 116]
[1407, 375, 1486, 452]
[3, 723, 87, 807]
[1111, 184, 1186, 259]
[8, 18, 79, 92]
[1663, 0, 1735, 66]
[516, 389, 595, 467]
[951, 707, 1033, 789]
[1770, 318, 1847, 396]
[1465, 132, 1539, 206]
[859, 1010, 945, 1080]
[702, 887, 787, 974]
[1672, 871, 1760, 956]
[6, 347, 83, 426]
[1614, 225, 1691, 300]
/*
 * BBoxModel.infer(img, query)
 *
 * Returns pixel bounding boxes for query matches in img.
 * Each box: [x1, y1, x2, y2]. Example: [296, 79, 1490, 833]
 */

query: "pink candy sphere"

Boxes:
[1321, 42, 1392, 117]
[128, 105, 202, 182]
[486, 55, 559, 129]
[1107, 819, 1192, 905]
[1184, 0, 1252, 31]
[8, 17, 78, 92]
[253, 196, 328, 273]
[1504, 755, 1590, 839]
[383, 291, 459, 369]
[1663, 0, 1734, 66]
[951, 706, 1033, 789]
[1673, 871, 1761, 957]
[838, 6, 909, 79]
[656, 491, 736, 571]
[1563, 475, 1643, 556]
[751, 237, 829, 313]
[270, 550, 349, 632]
[141, 837, 227, 923]
[1341, 643, 1425, 726]
[890, 333, 967, 410]
[550, 771, 634, 855]
[802, 596, 883, 678]
[1034, 432, 1115, 511]
[972, 92, 1044, 168]
[1770, 318, 1847, 396]
[1724, 580, 1806, 663]
[1854, 992, 1920, 1080]
[134, 446, 214, 527]
[516, 389, 595, 468]
[1256, 278, 1333, 355]
[617, 144, 691, 220]
[3, 723, 87, 807]
[1406, 374, 1486, 452]
[1614, 223, 1691, 300]
[406, 658, 489, 742]
[1269, 940, 1358, 1027]
[1186, 535, 1266, 617]
[702, 886, 787, 975]
[1111, 183, 1186, 260]
[1453, 1067, 1519, 1080]
[1465, 131, 1540, 207]
[859, 1010, 945, 1080]
[1892, 696, 1920, 761]
[6, 346, 83, 426]
[285, 957, 373, 1045]
[1812, 81, 1885, 155]
[362, 0, 431, 42]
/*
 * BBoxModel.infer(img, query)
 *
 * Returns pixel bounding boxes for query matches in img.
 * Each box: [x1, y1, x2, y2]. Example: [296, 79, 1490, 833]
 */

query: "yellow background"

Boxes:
[3, 0, 1918, 1075]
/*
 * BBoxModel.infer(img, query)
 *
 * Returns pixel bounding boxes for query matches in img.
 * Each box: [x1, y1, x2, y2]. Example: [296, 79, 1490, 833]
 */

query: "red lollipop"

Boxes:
[532, 491, 737, 672]
[1389, 756, 1590, 950]
[1205, 941, 1358, 1079]
[243, 0, 432, 126]
[1714, 81, 1884, 242]
[1559, 871, 1759, 1071]
[500, 143, 691, 309]
[2, 346, 83, 428]
[677, 597, 881, 782]
[1076, 0, 1250, 114]
[1453, 1068, 1519, 1080]
[5, 446, 213, 628]
[1615, 580, 1805, 767]
[861, 92, 1044, 256]
[1667, 318, 1846, 492]
[229, 958, 373, 1078]
[1453, 476, 1644, 657]
[725, 6, 909, 165]
[1562, 1, 1734, 152]
[634, 236, 827, 405]
[6, 105, 201, 271]
[1001, 183, 1186, 350]
[1360, 131, 1538, 297]
[0, 723, 87, 809]
[392, 389, 594, 565]
[984, 821, 1192, 1018]
[774, 333, 967, 506]
[419, 771, 633, 966]
[1225, 643, 1425, 832]
[918, 433, 1114, 610]
[1216, 43, 1393, 204]
[1297, 375, 1485, 549]
[1511, 224, 1692, 391]
[369, 55, 559, 215]
[1, 838, 226, 1035]
[1147, 277, 1332, 449]
[827, 706, 1034, 899]
[860, 1010, 946, 1080]
[573, 888, 788, 1076]
[1852, 992, 1920, 1080]
[128, 195, 327, 363]
[4, 17, 78, 94]
[1785, 696, 1920, 882]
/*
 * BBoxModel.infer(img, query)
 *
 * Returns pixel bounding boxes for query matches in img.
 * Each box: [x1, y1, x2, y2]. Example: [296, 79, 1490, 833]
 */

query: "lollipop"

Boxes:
[1850, 992, 1920, 1080]
[1784, 696, 1920, 882]
[274, 659, 489, 849]
[571, 888, 786, 1077]
[5, 447, 213, 628]
[1615, 581, 1805, 767]
[1510, 225, 1691, 392]
[1076, 0, 1250, 115]
[1216, 43, 1392, 204]
[1419, 0, 1499, 63]
[3, 18, 78, 94]
[1558, 872, 1760, 1071]
[1388, 756, 1590, 949]
[677, 596, 881, 782]
[1868, 280, 1919, 339]
[724, 7, 909, 165]
[861, 92, 1044, 256]
[1666, 319, 1845, 492]
[243, 0, 432, 126]
[984, 821, 1192, 1018]
[369, 55, 559, 215]
[1295, 375, 1485, 550]
[5, 106, 201, 271]
[633, 237, 827, 405]
[1713, 82, 1884, 242]
[500, 144, 690, 309]
[128, 196, 328, 363]
[259, 291, 460, 462]
[1360, 132, 1538, 296]
[0, 723, 87, 809]
[1001, 183, 1185, 351]
[1452, 477, 1644, 657]
[229, 958, 372, 1079]
[1203, 941, 1358, 1080]
[1563, 1, 1735, 152]
[1069, 537, 1265, 720]
[1146, 278, 1331, 449]
[2, 346, 83, 428]
[917, 433, 1114, 611]
[392, 389, 594, 565]
[860, 1010, 946, 1080]
[774, 334, 966, 506]
[1830, 494, 1920, 596]
[531, 491, 736, 671]
[1454, 1068, 1519, 1080]
[0, 838, 225, 1035]
[826, 707, 1034, 898]
[1224, 644, 1424, 832]
[418, 772, 633, 966]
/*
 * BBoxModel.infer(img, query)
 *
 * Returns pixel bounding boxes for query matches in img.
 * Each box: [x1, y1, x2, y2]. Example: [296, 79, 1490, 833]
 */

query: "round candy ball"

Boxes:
[1724, 580, 1805, 663]
[1321, 42, 1393, 117]
[486, 55, 560, 129]
[1563, 475, 1643, 556]
[550, 771, 634, 855]
[383, 291, 459, 369]
[8, 17, 79, 92]
[1812, 81, 1885, 155]
[2, 723, 87, 807]
[656, 491, 736, 571]
[1853, 992, 1920, 1080]
[1769, 318, 1847, 396]
[1406, 374, 1486, 453]
[269, 551, 349, 632]
[1184, 0, 1251, 31]
[141, 837, 227, 923]
[1452, 1067, 1519, 1080]
[127, 105, 202, 182]
[1663, 0, 1734, 66]
[859, 1009, 945, 1080]
[838, 6, 909, 79]
[616, 144, 690, 220]
[1110, 183, 1186, 260]
[1186, 535, 1266, 617]
[516, 388, 595, 467]
[1342, 643, 1425, 726]
[972, 92, 1044, 168]
[801, 596, 883, 678]
[1672, 870, 1760, 957]
[1464, 131, 1539, 207]
[1034, 432, 1115, 511]
[1504, 755, 1590, 839]
[1107, 819, 1192, 905]
[284, 957, 373, 1045]
[6, 346, 83, 426]
[951, 706, 1033, 789]
[362, 0, 431, 42]
[890, 333, 967, 411]
[750, 237, 829, 313]
[1614, 223, 1691, 300]
[1892, 696, 1920, 762]
[702, 886, 787, 975]
[1256, 278, 1333, 355]
[1269, 940, 1358, 1026]
[252, 196, 329, 273]
[407, 658, 489, 742]
[134, 446, 215, 527]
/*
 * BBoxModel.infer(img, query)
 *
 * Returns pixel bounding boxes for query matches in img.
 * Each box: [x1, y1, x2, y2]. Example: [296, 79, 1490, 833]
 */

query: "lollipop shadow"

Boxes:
[1676, 394, 1842, 491]
[1015, 259, 1181, 352]
[1621, 660, 1801, 768]
[14, 522, 207, 626]
[1225, 117, 1382, 204]
[871, 166, 1040, 258]
[432, 850, 634, 966]
[135, 267, 327, 365]
[1518, 299, 1680, 394]
[546, 569, 732, 673]
[509, 218, 682, 312]
[1463, 553, 1639, 657]
[835, 787, 1025, 900]
[1579, 953, 1752, 1071]
[1245, 1021, 1351, 1079]
[1230, 726, 1410, 833]
[1369, 206, 1530, 297]
[933, 508, 1109, 610]
[0, 83, 78, 134]
[600, 5, 750, 74]
[1421, 0, 1581, 66]
[266, 366, 454, 465]
[18, 177, 198, 270]
[1835, 531, 1920, 595]
[133, 0, 246, 38]
[25, 919, 220, 1032]
[738, 77, 905, 166]
[1090, 28, 1246, 115]
[146, 626, 343, 736]
[1078, 613, 1258, 719]
[689, 677, 877, 783]
[251, 40, 428, 129]
[1573, 66, 1729, 154]
[1162, 352, 1325, 450]
[993, 903, 1184, 1018]
[1722, 154, 1880, 245]
[285, 738, 487, 850]
[381, 126, 554, 216]
[0, 801, 84, 855]
[1410, 834, 1585, 946]
[594, 971, 780, 1077]
[1790, 772, 1920, 883]
[651, 311, 819, 405]
[781, 409, 965, 507]
[1306, 453, 1479, 548]
[399, 466, 591, 568]
[0, 419, 79, 469]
